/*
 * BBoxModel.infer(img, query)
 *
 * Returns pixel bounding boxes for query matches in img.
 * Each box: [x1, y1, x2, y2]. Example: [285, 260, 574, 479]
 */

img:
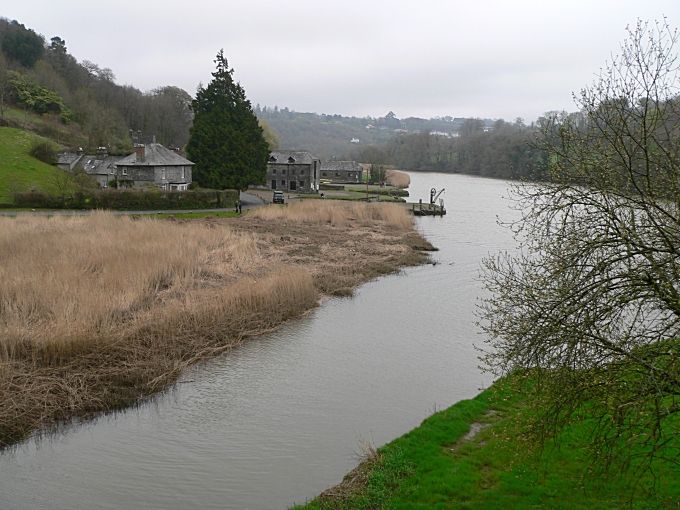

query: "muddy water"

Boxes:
[0, 172, 516, 510]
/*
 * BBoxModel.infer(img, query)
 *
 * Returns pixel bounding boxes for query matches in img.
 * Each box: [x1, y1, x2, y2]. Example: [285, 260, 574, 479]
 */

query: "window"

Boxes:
[282, 179, 286, 186]
[272, 168, 276, 174]
[272, 179, 276, 189]
[161, 168, 166, 180]
[181, 167, 185, 179]
[122, 167, 128, 176]
[299, 180, 305, 189]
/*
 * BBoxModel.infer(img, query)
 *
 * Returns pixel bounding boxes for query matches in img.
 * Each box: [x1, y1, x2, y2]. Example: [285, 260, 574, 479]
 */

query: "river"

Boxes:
[0, 172, 516, 510]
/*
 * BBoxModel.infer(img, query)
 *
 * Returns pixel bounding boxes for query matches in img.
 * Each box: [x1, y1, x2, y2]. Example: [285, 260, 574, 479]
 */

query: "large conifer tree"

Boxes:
[187, 50, 268, 190]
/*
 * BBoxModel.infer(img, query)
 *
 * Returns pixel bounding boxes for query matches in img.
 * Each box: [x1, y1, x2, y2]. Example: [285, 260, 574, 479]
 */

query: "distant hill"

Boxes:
[256, 106, 548, 180]
[0, 16, 545, 191]
[255, 106, 497, 160]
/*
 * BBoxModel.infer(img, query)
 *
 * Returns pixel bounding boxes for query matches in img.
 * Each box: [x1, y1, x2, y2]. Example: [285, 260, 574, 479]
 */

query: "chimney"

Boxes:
[134, 143, 145, 163]
[96, 146, 108, 159]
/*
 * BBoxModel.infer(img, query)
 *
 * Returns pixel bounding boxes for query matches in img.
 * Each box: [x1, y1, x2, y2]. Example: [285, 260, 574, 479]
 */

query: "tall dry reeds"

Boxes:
[0, 204, 428, 446]
[0, 212, 261, 361]
[385, 169, 410, 189]
[248, 200, 413, 230]
[0, 212, 322, 445]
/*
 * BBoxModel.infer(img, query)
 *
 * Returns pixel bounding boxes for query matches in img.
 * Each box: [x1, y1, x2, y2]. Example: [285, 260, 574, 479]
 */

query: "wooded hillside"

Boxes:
[0, 18, 192, 153]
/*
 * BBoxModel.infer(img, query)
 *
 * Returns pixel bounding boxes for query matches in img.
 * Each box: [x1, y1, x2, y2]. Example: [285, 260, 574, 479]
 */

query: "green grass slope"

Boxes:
[0, 126, 68, 204]
[296, 376, 680, 509]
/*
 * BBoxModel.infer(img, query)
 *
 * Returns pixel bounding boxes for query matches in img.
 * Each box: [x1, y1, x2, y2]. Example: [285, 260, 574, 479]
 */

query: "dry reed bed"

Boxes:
[0, 202, 431, 447]
[248, 200, 413, 229]
[385, 169, 411, 189]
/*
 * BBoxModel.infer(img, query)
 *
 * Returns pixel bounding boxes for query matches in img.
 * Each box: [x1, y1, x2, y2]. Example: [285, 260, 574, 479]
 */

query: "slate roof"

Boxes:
[117, 143, 194, 167]
[320, 160, 361, 172]
[268, 150, 317, 165]
[57, 152, 81, 166]
[80, 155, 123, 175]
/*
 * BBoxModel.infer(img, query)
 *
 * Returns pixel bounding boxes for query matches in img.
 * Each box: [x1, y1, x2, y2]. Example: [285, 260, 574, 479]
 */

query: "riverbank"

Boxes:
[0, 201, 435, 448]
[295, 374, 680, 509]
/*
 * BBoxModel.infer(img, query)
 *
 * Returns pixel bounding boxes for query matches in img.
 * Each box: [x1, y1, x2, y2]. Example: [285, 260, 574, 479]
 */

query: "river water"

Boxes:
[0, 172, 516, 510]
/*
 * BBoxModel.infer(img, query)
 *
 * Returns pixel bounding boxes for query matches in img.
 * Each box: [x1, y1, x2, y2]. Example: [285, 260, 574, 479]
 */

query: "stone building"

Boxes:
[115, 143, 193, 190]
[266, 150, 320, 193]
[78, 148, 122, 188]
[320, 160, 363, 184]
[57, 152, 84, 171]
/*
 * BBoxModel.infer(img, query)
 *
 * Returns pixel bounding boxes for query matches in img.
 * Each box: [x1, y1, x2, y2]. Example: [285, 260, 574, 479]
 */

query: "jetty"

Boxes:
[410, 201, 446, 216]
[410, 187, 446, 216]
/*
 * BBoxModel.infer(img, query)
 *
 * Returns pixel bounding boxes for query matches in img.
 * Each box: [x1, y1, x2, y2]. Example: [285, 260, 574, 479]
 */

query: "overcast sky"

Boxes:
[4, 1, 680, 121]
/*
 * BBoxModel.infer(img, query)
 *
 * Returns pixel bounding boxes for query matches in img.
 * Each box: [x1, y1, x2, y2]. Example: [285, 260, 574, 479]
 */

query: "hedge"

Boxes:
[13, 189, 239, 210]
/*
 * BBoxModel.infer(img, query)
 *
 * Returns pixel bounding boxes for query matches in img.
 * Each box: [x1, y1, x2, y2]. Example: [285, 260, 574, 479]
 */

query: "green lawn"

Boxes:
[0, 127, 69, 204]
[296, 376, 680, 509]
[299, 192, 406, 203]
[345, 184, 409, 197]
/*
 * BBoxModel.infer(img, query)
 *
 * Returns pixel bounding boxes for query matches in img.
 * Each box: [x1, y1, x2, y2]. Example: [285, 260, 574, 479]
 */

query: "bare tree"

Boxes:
[479, 20, 680, 474]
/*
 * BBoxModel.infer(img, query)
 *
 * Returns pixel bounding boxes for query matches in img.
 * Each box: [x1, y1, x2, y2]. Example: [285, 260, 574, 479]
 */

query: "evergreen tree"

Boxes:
[0, 20, 44, 68]
[187, 50, 268, 190]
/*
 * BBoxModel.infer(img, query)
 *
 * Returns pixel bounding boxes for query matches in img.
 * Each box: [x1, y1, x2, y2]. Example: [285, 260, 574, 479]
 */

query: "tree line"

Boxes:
[351, 118, 561, 181]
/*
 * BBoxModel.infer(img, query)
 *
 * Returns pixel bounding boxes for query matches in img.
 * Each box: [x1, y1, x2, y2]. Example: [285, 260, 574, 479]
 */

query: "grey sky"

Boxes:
[4, 0, 680, 121]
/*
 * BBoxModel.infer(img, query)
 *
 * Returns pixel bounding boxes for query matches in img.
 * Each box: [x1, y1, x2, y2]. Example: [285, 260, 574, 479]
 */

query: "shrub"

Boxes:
[7, 71, 71, 122]
[29, 141, 57, 165]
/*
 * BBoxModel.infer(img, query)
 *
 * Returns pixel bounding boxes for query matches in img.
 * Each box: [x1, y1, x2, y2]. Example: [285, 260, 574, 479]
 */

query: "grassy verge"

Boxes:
[296, 375, 680, 509]
[1, 107, 87, 148]
[0, 126, 72, 203]
[345, 185, 409, 197]
[0, 202, 433, 447]
[300, 192, 406, 203]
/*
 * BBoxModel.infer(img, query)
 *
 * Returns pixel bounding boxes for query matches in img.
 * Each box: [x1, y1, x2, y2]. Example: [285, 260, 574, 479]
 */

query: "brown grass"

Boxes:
[386, 169, 411, 189]
[0, 212, 262, 361]
[0, 201, 431, 447]
[248, 200, 413, 230]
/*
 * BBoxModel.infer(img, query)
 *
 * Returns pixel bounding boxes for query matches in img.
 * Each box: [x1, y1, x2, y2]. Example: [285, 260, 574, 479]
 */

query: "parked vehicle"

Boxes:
[273, 191, 285, 204]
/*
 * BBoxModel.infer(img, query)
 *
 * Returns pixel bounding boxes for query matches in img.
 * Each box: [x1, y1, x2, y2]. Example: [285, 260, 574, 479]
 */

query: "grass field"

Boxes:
[1, 107, 87, 148]
[297, 375, 680, 509]
[0, 127, 69, 203]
